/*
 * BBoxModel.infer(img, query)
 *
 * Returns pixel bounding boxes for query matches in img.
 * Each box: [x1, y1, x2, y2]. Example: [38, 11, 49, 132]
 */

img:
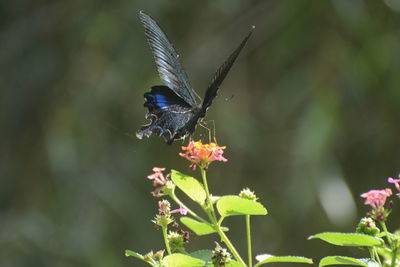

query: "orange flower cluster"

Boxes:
[179, 141, 227, 170]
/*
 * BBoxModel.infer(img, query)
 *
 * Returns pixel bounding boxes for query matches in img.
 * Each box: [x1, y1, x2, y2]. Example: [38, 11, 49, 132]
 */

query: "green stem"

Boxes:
[391, 248, 397, 267]
[381, 221, 392, 246]
[200, 167, 217, 223]
[373, 247, 383, 267]
[368, 247, 374, 260]
[246, 215, 253, 267]
[380, 221, 397, 267]
[216, 225, 246, 265]
[169, 192, 207, 223]
[162, 226, 171, 255]
[200, 167, 245, 265]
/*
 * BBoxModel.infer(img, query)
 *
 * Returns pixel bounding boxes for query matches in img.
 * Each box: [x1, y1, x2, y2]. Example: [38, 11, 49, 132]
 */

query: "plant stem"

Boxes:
[216, 225, 246, 265]
[373, 247, 383, 267]
[246, 215, 253, 267]
[381, 221, 393, 246]
[162, 226, 171, 255]
[368, 248, 374, 261]
[170, 192, 207, 223]
[200, 167, 245, 265]
[200, 167, 217, 223]
[391, 248, 397, 267]
[380, 221, 397, 267]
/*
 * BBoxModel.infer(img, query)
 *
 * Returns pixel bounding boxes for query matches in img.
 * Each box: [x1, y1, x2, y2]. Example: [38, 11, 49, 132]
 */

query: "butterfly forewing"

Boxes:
[201, 26, 255, 110]
[139, 11, 197, 107]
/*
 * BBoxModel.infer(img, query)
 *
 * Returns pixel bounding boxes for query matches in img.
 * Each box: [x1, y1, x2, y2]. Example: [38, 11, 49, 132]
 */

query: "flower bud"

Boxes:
[153, 214, 173, 228]
[167, 231, 186, 253]
[212, 242, 232, 266]
[239, 188, 258, 201]
[356, 217, 380, 236]
[153, 250, 164, 261]
[143, 250, 164, 262]
[152, 200, 174, 227]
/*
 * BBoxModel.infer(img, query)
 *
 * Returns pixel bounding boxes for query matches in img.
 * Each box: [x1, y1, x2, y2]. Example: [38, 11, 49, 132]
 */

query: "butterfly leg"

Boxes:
[199, 121, 212, 143]
[207, 120, 217, 144]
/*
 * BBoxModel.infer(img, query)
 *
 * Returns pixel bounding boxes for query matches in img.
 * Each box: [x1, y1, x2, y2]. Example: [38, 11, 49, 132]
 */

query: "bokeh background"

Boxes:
[1, 0, 400, 266]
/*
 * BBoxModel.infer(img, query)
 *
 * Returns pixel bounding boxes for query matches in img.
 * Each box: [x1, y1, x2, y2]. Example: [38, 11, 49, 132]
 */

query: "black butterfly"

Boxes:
[136, 11, 254, 145]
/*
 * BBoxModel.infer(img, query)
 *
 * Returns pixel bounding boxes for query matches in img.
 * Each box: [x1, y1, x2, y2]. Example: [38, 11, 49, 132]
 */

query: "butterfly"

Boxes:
[136, 11, 254, 145]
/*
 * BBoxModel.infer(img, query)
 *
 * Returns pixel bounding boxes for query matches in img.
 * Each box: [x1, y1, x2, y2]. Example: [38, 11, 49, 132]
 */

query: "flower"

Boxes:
[388, 174, 400, 196]
[147, 167, 168, 187]
[171, 205, 188, 215]
[179, 141, 228, 170]
[147, 167, 174, 197]
[361, 189, 392, 209]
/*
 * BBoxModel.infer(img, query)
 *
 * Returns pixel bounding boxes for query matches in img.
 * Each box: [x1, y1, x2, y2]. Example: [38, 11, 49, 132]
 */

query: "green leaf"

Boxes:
[171, 170, 206, 205]
[308, 232, 383, 247]
[162, 253, 205, 267]
[255, 254, 313, 266]
[376, 246, 392, 259]
[180, 217, 228, 235]
[125, 250, 144, 260]
[216, 195, 267, 217]
[189, 250, 212, 265]
[319, 256, 379, 267]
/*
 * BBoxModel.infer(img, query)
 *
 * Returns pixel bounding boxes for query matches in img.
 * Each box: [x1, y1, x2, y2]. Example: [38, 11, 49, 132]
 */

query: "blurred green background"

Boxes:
[1, 0, 400, 266]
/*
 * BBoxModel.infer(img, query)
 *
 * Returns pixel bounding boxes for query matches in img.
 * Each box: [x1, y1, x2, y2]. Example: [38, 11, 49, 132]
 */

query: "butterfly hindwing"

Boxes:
[136, 86, 198, 145]
[139, 11, 197, 107]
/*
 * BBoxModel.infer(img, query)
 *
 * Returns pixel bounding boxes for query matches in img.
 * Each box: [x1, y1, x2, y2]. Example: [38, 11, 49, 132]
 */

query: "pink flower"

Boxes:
[171, 205, 188, 215]
[147, 167, 171, 197]
[361, 189, 392, 209]
[147, 167, 167, 186]
[388, 174, 400, 196]
[179, 141, 228, 170]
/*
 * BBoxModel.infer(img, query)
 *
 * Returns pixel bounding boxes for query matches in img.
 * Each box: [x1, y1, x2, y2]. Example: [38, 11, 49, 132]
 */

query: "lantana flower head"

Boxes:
[361, 189, 392, 209]
[147, 167, 174, 197]
[147, 167, 168, 187]
[179, 140, 228, 170]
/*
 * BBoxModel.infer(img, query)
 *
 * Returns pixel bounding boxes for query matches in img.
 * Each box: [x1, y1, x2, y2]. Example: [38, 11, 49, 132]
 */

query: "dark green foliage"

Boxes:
[1, 0, 400, 266]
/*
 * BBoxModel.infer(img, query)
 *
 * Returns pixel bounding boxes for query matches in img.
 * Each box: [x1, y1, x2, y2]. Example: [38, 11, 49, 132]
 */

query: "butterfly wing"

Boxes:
[201, 26, 255, 111]
[139, 11, 197, 107]
[136, 86, 198, 145]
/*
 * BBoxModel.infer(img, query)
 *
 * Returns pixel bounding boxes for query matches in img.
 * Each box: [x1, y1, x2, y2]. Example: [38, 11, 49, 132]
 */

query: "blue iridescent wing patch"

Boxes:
[143, 86, 192, 111]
